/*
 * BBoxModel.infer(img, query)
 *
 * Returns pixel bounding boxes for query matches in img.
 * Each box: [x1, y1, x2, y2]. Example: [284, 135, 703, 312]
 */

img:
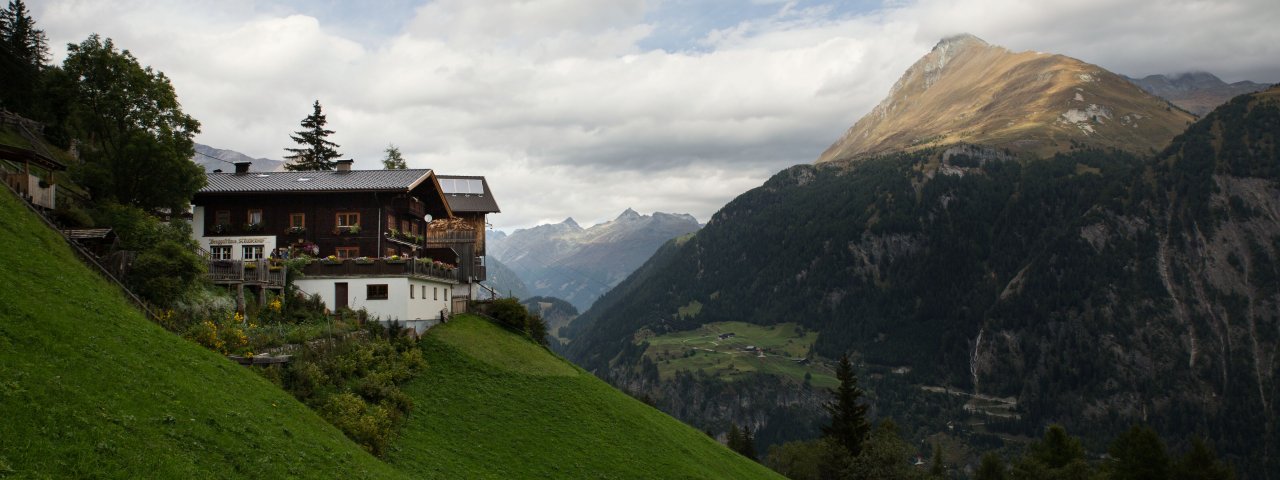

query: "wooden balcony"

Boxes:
[207, 259, 287, 287]
[299, 258, 459, 283]
[425, 228, 477, 245]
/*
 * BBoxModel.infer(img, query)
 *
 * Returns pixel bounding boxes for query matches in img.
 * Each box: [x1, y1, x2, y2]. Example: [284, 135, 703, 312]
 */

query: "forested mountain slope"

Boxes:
[566, 87, 1280, 477]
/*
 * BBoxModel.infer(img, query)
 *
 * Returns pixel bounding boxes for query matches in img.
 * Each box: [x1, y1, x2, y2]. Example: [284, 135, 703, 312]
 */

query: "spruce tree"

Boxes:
[0, 0, 48, 67]
[382, 144, 406, 169]
[1107, 424, 1169, 480]
[975, 452, 1007, 480]
[1172, 437, 1235, 480]
[742, 425, 758, 461]
[727, 424, 744, 454]
[0, 0, 48, 113]
[284, 100, 342, 171]
[822, 353, 870, 456]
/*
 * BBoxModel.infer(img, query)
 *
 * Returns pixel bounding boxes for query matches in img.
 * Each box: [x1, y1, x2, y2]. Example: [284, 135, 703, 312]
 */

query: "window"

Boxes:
[289, 213, 305, 228]
[421, 285, 426, 300]
[335, 247, 359, 259]
[433, 287, 438, 301]
[336, 212, 360, 229]
[367, 284, 388, 300]
[401, 220, 410, 233]
[410, 284, 414, 299]
[242, 244, 264, 260]
[247, 209, 263, 225]
[210, 245, 231, 260]
[215, 210, 231, 226]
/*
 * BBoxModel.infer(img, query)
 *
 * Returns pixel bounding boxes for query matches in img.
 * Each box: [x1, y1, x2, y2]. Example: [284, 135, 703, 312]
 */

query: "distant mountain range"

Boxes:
[1124, 72, 1272, 116]
[191, 143, 285, 172]
[488, 209, 701, 311]
[817, 34, 1195, 163]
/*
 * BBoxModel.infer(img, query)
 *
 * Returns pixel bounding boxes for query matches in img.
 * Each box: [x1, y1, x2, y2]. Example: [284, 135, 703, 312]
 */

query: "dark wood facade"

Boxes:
[193, 169, 497, 283]
[197, 191, 452, 260]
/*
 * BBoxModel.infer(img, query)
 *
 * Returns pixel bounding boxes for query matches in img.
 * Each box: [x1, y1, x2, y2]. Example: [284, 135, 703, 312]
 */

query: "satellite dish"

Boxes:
[424, 214, 433, 222]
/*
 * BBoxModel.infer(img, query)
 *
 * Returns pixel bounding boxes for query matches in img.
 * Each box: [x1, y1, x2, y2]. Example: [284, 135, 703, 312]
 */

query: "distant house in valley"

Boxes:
[717, 333, 735, 340]
[190, 160, 499, 330]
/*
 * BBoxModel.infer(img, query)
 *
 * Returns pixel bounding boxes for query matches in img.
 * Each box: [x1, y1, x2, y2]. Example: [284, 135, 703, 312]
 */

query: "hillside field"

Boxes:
[388, 316, 782, 479]
[0, 189, 405, 478]
[641, 321, 837, 388]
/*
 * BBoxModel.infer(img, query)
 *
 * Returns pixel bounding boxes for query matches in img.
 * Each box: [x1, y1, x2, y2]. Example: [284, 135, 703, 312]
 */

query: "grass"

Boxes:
[0, 190, 407, 479]
[387, 316, 783, 479]
[643, 321, 838, 388]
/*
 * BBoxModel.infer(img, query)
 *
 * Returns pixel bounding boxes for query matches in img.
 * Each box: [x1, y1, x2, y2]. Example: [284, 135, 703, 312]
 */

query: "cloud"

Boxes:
[35, 0, 1280, 230]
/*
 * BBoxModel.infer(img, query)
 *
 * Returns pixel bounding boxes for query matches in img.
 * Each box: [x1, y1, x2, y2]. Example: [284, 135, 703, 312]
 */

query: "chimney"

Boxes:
[335, 159, 354, 172]
[233, 161, 251, 174]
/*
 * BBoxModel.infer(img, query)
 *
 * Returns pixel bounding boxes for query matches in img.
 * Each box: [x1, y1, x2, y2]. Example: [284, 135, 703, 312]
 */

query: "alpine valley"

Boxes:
[564, 35, 1280, 478]
[489, 209, 701, 312]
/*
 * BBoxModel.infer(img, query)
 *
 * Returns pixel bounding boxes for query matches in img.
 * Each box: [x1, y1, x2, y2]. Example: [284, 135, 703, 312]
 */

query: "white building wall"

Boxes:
[294, 276, 453, 323]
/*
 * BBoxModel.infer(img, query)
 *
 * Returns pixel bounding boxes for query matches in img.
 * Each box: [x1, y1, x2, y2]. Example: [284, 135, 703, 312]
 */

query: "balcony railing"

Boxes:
[425, 228, 477, 244]
[299, 258, 459, 283]
[206, 259, 287, 286]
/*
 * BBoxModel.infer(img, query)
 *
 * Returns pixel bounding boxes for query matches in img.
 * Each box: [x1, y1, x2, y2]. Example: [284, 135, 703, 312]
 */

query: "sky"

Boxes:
[35, 0, 1280, 231]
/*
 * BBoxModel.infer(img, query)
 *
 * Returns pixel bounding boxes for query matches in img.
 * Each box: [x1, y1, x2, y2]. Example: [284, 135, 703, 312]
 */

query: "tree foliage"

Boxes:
[0, 0, 48, 112]
[485, 297, 550, 346]
[284, 100, 342, 171]
[61, 35, 204, 213]
[1106, 424, 1169, 480]
[1011, 424, 1092, 480]
[382, 143, 406, 169]
[728, 423, 758, 461]
[823, 354, 871, 457]
[1172, 437, 1235, 480]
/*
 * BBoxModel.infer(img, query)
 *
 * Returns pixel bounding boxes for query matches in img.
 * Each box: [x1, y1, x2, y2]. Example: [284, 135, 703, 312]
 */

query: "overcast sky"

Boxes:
[36, 0, 1280, 230]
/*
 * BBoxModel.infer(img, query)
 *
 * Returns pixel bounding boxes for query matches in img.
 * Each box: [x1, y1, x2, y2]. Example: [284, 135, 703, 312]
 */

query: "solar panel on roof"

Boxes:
[440, 178, 483, 195]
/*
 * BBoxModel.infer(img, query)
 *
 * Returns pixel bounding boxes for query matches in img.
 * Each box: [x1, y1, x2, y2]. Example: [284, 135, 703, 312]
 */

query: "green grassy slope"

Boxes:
[389, 316, 782, 480]
[0, 191, 407, 479]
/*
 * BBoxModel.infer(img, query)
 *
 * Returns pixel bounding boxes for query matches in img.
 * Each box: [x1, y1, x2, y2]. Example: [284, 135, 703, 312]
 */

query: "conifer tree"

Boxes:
[822, 353, 870, 456]
[1107, 424, 1169, 480]
[284, 100, 342, 171]
[382, 144, 406, 169]
[930, 442, 945, 477]
[975, 452, 1007, 480]
[0, 0, 47, 67]
[1172, 437, 1235, 480]
[0, 0, 48, 113]
[727, 424, 744, 454]
[742, 425, 758, 461]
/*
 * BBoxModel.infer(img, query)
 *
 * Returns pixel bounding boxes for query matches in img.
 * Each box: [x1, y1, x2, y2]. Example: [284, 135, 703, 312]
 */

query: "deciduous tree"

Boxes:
[62, 35, 203, 213]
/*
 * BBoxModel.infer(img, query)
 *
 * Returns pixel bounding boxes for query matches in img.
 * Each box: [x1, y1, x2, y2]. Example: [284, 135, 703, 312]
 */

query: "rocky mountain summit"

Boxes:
[817, 34, 1195, 163]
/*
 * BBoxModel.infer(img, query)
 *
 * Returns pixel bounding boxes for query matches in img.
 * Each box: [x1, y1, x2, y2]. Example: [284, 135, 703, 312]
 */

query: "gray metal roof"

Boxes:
[198, 169, 434, 194]
[437, 175, 501, 213]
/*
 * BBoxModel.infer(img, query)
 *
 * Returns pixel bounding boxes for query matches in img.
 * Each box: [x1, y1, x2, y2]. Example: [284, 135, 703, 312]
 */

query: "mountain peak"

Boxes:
[934, 33, 988, 50]
[561, 217, 580, 229]
[816, 35, 1194, 163]
[617, 208, 641, 220]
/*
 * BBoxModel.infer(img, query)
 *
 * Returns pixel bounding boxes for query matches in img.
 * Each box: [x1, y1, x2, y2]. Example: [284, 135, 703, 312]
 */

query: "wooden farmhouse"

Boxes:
[191, 160, 499, 330]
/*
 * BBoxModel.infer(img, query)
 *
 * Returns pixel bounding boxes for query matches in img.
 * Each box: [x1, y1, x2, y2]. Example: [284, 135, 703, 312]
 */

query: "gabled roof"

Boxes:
[437, 175, 500, 213]
[197, 169, 434, 194]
